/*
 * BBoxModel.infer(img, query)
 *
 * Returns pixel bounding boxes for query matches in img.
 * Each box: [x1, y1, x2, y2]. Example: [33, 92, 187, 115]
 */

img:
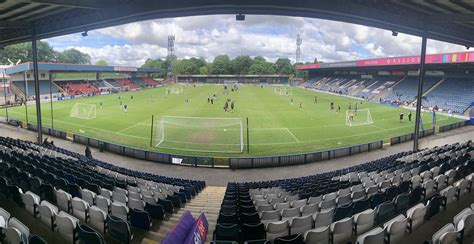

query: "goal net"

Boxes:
[166, 86, 183, 95]
[274, 87, 292, 96]
[346, 108, 373, 126]
[155, 116, 244, 153]
[70, 103, 96, 120]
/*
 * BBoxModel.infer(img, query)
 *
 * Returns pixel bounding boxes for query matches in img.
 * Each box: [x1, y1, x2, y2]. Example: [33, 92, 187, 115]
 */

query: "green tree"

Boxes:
[199, 66, 209, 75]
[57, 49, 91, 64]
[231, 55, 253, 74]
[274, 58, 294, 75]
[210, 55, 232, 74]
[95, 59, 108, 66]
[0, 41, 58, 64]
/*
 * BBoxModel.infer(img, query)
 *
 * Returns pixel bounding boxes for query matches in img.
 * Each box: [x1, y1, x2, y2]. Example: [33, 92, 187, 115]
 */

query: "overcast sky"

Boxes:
[46, 15, 467, 67]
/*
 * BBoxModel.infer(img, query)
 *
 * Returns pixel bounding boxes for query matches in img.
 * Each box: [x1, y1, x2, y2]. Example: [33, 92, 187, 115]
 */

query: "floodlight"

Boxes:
[392, 31, 398, 36]
[81, 31, 88, 37]
[236, 14, 245, 21]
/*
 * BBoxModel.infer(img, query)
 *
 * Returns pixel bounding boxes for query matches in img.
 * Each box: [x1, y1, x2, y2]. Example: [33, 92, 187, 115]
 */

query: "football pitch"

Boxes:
[0, 85, 463, 156]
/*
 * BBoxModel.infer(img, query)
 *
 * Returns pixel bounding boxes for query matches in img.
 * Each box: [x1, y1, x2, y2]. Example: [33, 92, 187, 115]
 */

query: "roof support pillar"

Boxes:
[32, 31, 43, 144]
[413, 34, 427, 151]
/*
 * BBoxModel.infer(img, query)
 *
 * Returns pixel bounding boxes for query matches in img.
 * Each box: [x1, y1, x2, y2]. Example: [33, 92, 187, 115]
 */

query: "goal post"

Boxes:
[70, 103, 96, 120]
[346, 108, 373, 126]
[166, 86, 183, 95]
[155, 116, 244, 153]
[274, 87, 292, 96]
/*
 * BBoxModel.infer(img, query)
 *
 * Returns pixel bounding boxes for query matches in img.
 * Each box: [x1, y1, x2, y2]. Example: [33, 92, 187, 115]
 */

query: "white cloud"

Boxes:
[46, 15, 467, 67]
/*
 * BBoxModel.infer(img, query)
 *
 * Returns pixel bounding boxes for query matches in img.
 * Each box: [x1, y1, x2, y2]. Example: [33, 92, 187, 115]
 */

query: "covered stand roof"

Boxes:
[1, 0, 474, 47]
[296, 51, 474, 71]
[4, 62, 160, 75]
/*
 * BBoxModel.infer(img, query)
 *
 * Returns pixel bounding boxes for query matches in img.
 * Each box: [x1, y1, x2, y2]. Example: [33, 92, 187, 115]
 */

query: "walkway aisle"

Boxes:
[141, 186, 226, 243]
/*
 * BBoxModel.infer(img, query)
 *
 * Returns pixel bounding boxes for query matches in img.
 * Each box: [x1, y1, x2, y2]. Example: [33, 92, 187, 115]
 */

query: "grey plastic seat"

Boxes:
[281, 207, 300, 221]
[0, 207, 11, 222]
[96, 195, 111, 213]
[336, 194, 351, 207]
[330, 216, 353, 244]
[290, 215, 313, 235]
[454, 179, 470, 197]
[260, 210, 281, 226]
[56, 211, 79, 243]
[8, 217, 29, 243]
[434, 175, 448, 191]
[445, 170, 456, 185]
[3, 227, 23, 244]
[308, 195, 323, 205]
[351, 190, 366, 202]
[356, 227, 385, 244]
[113, 187, 128, 196]
[353, 209, 375, 235]
[291, 199, 307, 209]
[111, 201, 129, 221]
[324, 192, 337, 201]
[81, 189, 96, 206]
[301, 203, 318, 217]
[304, 226, 330, 244]
[113, 192, 128, 204]
[269, 197, 285, 204]
[285, 195, 299, 202]
[257, 204, 274, 213]
[453, 208, 474, 240]
[319, 199, 336, 211]
[142, 195, 157, 205]
[266, 220, 289, 241]
[128, 198, 145, 210]
[56, 189, 72, 213]
[440, 186, 457, 205]
[423, 180, 435, 199]
[383, 214, 407, 243]
[274, 202, 291, 211]
[38, 200, 58, 230]
[407, 203, 427, 233]
[432, 223, 457, 244]
[313, 208, 334, 228]
[411, 175, 422, 189]
[128, 191, 142, 200]
[100, 188, 112, 199]
[72, 197, 90, 222]
[21, 191, 40, 216]
[89, 206, 107, 233]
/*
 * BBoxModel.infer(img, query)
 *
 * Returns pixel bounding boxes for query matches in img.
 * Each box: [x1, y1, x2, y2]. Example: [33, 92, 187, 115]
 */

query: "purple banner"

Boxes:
[162, 211, 195, 244]
[185, 213, 209, 244]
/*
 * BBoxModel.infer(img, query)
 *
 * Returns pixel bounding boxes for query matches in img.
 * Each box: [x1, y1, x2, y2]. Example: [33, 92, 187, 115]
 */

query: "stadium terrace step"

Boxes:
[141, 186, 226, 244]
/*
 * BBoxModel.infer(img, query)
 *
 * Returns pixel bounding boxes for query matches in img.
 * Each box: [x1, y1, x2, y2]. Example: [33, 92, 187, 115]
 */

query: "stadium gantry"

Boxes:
[0, 1, 474, 244]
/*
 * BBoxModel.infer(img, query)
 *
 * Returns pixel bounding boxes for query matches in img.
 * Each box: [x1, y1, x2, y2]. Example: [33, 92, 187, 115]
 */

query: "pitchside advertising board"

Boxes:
[162, 211, 208, 244]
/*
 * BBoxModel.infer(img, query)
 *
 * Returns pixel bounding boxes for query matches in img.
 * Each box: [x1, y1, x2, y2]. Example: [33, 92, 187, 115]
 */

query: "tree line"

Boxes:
[142, 55, 313, 79]
[0, 41, 91, 65]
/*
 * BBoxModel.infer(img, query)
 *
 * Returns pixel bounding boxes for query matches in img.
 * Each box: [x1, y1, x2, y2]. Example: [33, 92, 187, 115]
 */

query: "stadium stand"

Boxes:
[142, 77, 161, 86]
[56, 80, 99, 96]
[213, 140, 473, 243]
[383, 76, 441, 104]
[103, 79, 122, 88]
[12, 80, 61, 97]
[114, 78, 140, 89]
[422, 77, 474, 114]
[0, 135, 205, 243]
[130, 78, 149, 87]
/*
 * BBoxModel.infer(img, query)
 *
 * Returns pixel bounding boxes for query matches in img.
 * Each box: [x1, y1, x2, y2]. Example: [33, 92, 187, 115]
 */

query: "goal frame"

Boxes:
[274, 87, 292, 96]
[70, 103, 96, 120]
[156, 116, 244, 153]
[345, 108, 373, 126]
[166, 86, 183, 95]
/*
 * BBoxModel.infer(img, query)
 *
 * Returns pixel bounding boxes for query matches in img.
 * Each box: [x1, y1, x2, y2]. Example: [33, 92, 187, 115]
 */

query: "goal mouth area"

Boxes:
[345, 108, 373, 127]
[70, 103, 97, 120]
[154, 116, 244, 153]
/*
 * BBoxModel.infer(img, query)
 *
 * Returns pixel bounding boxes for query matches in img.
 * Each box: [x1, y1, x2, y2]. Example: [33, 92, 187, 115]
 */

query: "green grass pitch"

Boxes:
[0, 85, 463, 156]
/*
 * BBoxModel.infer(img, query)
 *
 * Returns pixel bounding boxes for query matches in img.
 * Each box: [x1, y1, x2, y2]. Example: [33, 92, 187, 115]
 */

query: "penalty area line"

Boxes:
[285, 128, 300, 143]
